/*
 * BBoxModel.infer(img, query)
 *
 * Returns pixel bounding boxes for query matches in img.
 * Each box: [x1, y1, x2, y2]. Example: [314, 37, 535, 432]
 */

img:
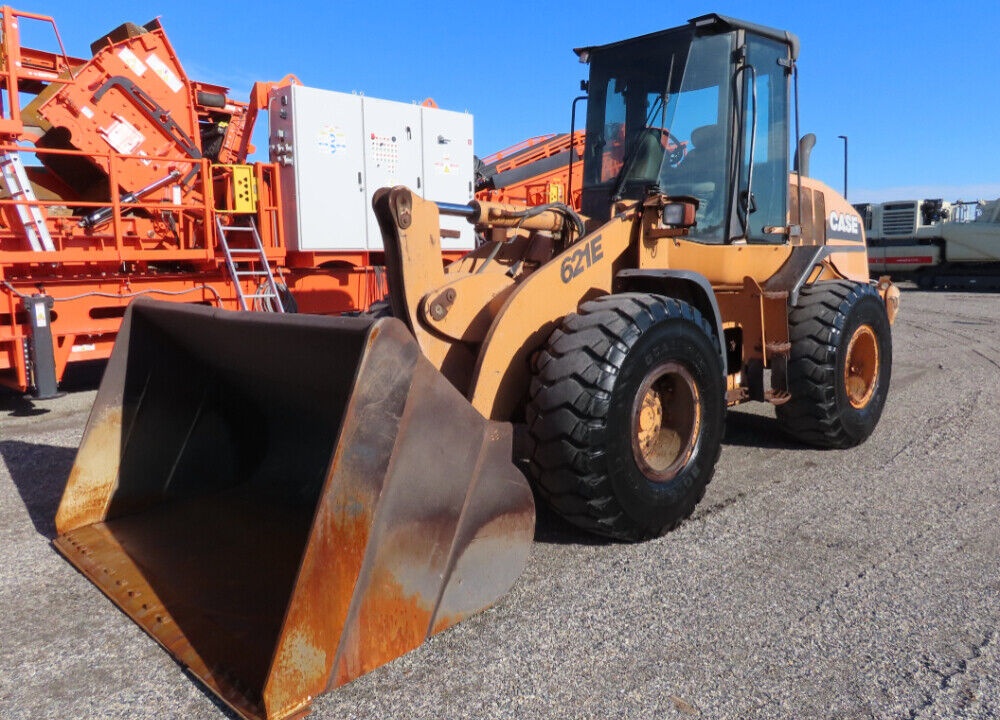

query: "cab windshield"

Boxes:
[582, 30, 736, 243]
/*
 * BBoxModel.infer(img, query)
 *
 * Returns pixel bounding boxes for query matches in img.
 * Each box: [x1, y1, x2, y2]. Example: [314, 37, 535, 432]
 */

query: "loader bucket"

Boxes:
[52, 299, 535, 720]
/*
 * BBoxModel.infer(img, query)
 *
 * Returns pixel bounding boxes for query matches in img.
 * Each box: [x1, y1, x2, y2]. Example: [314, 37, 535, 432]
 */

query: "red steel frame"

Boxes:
[0, 7, 464, 394]
[0, 146, 287, 390]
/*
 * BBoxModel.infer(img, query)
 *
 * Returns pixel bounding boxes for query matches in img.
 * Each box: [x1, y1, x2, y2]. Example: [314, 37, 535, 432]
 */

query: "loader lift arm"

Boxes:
[374, 185, 646, 419]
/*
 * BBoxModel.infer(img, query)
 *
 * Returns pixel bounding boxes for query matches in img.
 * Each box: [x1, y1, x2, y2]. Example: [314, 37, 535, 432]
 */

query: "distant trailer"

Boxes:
[855, 197, 1000, 289]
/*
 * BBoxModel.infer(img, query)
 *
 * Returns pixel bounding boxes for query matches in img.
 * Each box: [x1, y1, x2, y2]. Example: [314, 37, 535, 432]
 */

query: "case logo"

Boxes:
[828, 210, 861, 236]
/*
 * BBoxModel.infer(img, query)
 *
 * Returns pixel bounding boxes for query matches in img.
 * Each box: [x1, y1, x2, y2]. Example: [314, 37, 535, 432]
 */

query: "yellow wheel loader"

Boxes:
[53, 13, 899, 720]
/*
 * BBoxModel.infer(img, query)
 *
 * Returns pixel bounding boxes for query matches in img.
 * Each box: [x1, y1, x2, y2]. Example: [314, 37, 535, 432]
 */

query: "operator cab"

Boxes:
[577, 14, 799, 244]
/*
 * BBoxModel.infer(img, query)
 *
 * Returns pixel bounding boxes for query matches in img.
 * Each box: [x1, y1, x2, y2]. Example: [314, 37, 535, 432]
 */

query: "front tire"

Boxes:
[526, 293, 726, 541]
[776, 280, 892, 448]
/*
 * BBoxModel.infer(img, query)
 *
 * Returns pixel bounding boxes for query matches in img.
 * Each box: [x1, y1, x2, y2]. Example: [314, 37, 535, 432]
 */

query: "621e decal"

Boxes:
[560, 235, 604, 283]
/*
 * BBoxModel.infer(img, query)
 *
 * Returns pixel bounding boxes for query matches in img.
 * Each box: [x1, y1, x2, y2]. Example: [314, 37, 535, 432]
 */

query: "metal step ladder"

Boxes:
[0, 151, 56, 252]
[215, 217, 285, 312]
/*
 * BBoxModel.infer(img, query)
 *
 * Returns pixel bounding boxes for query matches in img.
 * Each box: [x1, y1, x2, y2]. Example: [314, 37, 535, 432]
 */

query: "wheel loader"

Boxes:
[53, 13, 899, 720]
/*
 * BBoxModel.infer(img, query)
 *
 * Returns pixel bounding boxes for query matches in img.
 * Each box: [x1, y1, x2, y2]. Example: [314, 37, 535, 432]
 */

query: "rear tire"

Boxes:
[776, 280, 892, 448]
[525, 293, 725, 541]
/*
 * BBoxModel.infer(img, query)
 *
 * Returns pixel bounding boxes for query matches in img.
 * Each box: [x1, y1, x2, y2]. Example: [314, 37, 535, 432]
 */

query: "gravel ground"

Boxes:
[1, 288, 998, 719]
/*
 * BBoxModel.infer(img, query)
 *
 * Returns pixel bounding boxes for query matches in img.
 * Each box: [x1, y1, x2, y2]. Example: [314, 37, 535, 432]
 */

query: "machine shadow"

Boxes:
[530, 407, 803, 546]
[0, 360, 105, 417]
[532, 498, 612, 546]
[721, 408, 799, 450]
[0, 391, 51, 417]
[1, 440, 75, 539]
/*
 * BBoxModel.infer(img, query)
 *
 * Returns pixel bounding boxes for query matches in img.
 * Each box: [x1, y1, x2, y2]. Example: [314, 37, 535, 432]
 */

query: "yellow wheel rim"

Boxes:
[630, 362, 701, 483]
[844, 325, 879, 409]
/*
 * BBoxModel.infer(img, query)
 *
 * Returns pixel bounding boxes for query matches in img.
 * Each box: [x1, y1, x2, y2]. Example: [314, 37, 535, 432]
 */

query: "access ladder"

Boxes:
[0, 151, 56, 252]
[215, 217, 285, 312]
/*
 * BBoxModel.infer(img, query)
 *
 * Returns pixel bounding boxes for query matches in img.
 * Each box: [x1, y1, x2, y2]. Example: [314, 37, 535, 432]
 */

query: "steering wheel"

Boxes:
[660, 129, 687, 168]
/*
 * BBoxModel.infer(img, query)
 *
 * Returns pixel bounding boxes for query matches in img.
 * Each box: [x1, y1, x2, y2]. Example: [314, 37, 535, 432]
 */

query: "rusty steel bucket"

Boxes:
[53, 299, 535, 720]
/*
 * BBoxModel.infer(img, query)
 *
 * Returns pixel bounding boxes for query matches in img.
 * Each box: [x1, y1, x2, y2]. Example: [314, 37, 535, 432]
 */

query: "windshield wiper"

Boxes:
[610, 56, 676, 202]
[609, 131, 647, 202]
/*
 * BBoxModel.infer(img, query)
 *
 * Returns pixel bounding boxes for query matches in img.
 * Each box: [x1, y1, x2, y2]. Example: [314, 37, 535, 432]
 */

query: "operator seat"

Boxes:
[668, 124, 726, 237]
[681, 125, 724, 177]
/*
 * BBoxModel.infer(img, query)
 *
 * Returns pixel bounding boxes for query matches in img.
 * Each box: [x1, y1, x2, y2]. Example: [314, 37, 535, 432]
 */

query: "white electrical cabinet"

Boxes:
[269, 85, 475, 252]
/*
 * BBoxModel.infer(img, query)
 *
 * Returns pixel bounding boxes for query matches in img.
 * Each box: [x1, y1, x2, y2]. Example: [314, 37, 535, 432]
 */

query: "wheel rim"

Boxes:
[844, 325, 879, 409]
[630, 362, 701, 483]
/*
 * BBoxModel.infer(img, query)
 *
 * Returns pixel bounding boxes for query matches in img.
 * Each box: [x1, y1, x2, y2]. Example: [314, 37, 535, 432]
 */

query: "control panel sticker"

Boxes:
[318, 125, 348, 155]
[434, 154, 459, 175]
[369, 133, 398, 174]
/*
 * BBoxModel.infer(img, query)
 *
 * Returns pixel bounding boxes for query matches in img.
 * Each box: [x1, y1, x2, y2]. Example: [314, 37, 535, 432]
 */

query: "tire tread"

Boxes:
[526, 293, 721, 540]
[776, 280, 889, 448]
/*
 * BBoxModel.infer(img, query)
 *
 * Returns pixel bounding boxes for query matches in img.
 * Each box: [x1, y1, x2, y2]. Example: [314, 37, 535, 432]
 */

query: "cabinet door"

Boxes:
[421, 108, 475, 251]
[286, 86, 366, 251]
[362, 97, 423, 250]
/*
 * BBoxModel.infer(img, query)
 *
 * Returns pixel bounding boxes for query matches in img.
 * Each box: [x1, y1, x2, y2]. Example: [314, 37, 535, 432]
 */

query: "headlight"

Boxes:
[660, 201, 697, 228]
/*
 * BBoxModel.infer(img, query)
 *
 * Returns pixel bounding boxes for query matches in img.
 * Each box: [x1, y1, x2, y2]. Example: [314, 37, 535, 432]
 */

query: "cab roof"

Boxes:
[574, 13, 799, 63]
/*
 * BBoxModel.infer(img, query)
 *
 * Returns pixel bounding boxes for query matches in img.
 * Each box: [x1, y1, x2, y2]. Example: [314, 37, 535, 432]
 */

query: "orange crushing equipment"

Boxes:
[0, 7, 476, 396]
[0, 8, 291, 396]
[475, 130, 586, 209]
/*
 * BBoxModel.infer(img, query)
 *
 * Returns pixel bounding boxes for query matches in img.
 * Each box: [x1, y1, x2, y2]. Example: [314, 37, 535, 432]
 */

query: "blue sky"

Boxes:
[16, 1, 1000, 203]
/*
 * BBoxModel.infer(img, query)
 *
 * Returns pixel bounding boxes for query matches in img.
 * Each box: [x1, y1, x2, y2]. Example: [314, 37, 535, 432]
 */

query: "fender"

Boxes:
[468, 214, 636, 420]
[612, 268, 728, 376]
